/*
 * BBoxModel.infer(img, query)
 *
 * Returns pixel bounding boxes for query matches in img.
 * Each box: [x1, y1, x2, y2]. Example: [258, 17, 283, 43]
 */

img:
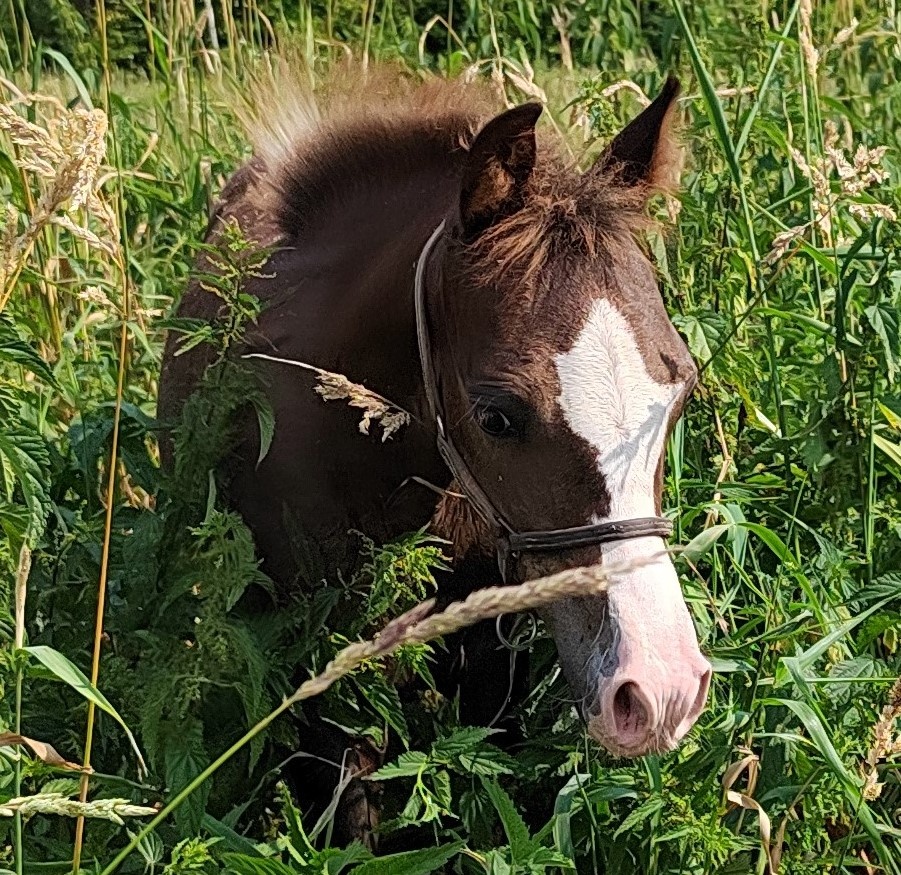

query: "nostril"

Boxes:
[612, 681, 650, 740]
[673, 667, 713, 742]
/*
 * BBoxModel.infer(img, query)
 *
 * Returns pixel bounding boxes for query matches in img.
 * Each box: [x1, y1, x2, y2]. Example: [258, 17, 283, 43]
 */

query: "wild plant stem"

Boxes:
[673, 0, 789, 456]
[13, 670, 23, 875]
[13, 543, 30, 875]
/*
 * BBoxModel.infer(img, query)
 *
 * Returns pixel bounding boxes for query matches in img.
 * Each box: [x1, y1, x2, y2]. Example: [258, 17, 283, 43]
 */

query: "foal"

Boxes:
[159, 70, 710, 836]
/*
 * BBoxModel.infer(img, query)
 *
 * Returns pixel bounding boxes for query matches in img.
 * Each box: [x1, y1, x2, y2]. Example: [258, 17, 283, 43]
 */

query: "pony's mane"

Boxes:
[235, 62, 498, 235]
[232, 62, 667, 280]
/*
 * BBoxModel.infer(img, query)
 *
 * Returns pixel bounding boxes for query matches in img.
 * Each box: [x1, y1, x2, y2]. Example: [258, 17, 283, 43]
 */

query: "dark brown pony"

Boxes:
[159, 71, 710, 818]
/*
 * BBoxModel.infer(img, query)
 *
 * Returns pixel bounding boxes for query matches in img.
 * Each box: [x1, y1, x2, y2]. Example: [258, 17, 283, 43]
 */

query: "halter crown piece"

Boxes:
[414, 221, 673, 582]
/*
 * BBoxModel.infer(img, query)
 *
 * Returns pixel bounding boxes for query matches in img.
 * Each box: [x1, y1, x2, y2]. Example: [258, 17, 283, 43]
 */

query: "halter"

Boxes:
[414, 221, 673, 582]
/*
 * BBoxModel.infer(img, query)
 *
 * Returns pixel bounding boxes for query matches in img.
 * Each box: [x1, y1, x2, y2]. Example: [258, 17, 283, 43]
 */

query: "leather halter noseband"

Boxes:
[414, 221, 673, 581]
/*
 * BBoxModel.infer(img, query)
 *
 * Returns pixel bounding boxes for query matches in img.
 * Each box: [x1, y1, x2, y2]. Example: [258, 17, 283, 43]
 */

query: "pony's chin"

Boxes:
[586, 717, 679, 759]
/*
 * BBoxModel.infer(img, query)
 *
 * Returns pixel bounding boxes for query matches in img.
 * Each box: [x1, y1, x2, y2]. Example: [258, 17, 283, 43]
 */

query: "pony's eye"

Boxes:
[476, 404, 515, 438]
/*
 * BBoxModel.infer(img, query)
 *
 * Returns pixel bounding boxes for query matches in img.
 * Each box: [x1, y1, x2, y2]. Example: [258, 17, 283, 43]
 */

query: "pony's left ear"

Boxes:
[595, 76, 682, 190]
[458, 102, 542, 239]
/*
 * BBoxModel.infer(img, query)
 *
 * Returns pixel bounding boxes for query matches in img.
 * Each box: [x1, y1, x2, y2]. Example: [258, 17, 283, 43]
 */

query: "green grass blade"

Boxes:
[25, 645, 146, 774]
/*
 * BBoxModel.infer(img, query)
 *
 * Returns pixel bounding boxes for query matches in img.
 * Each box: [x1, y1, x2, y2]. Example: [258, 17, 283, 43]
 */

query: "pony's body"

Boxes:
[161, 94, 483, 583]
[159, 73, 711, 839]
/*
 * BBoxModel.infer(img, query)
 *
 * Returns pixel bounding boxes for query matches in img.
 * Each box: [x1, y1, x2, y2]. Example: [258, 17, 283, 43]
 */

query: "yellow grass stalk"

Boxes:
[72, 1, 133, 870]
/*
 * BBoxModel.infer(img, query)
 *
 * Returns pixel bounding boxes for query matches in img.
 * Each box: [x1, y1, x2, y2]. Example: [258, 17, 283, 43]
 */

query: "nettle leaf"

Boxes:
[350, 841, 463, 875]
[0, 427, 51, 544]
[432, 769, 452, 810]
[825, 655, 877, 705]
[482, 778, 533, 862]
[455, 746, 516, 777]
[865, 301, 900, 382]
[0, 499, 30, 553]
[672, 311, 726, 363]
[0, 318, 58, 387]
[219, 856, 299, 875]
[369, 750, 428, 780]
[316, 842, 372, 872]
[853, 571, 901, 604]
[354, 670, 409, 745]
[614, 795, 664, 839]
[431, 726, 498, 761]
[163, 718, 210, 836]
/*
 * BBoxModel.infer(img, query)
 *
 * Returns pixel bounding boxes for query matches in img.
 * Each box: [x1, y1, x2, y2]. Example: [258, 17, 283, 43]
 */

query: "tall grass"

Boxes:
[1, 1, 900, 874]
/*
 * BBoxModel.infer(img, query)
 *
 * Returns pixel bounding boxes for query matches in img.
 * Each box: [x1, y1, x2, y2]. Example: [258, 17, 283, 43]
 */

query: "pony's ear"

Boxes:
[458, 103, 542, 239]
[595, 77, 682, 190]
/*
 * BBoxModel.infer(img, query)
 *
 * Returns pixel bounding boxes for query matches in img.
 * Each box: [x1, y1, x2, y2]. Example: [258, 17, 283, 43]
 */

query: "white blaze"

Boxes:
[555, 298, 703, 737]
[555, 297, 681, 529]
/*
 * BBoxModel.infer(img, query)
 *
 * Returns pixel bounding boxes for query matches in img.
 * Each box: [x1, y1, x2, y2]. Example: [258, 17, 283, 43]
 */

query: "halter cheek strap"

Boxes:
[414, 221, 673, 582]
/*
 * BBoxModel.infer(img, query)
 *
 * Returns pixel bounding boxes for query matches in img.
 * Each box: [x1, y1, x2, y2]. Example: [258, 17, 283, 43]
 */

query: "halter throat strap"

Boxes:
[414, 221, 673, 581]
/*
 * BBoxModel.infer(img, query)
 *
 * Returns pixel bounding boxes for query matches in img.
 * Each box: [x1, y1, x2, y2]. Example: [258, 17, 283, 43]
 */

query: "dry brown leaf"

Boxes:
[0, 732, 85, 771]
[723, 750, 776, 873]
[726, 789, 776, 873]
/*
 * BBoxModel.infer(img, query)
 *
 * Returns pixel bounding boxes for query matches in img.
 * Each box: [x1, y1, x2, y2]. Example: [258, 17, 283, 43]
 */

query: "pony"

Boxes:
[158, 68, 710, 838]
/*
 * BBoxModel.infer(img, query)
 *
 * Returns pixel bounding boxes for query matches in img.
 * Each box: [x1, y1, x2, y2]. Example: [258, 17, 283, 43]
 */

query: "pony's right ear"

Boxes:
[458, 103, 542, 240]
[594, 77, 682, 190]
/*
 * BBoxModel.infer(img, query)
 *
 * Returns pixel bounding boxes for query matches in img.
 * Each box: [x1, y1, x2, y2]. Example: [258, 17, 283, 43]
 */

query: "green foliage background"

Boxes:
[1, 0, 901, 873]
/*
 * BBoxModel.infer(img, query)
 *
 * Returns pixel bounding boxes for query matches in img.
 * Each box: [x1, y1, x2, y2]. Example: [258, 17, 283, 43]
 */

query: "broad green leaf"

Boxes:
[219, 856, 298, 875]
[874, 433, 901, 471]
[865, 301, 900, 382]
[734, 1, 800, 158]
[202, 815, 265, 857]
[779, 597, 889, 677]
[553, 774, 590, 861]
[880, 402, 901, 432]
[680, 524, 730, 563]
[764, 696, 890, 859]
[43, 48, 94, 109]
[672, 5, 741, 190]
[250, 392, 275, 465]
[0, 319, 59, 387]
[25, 645, 145, 773]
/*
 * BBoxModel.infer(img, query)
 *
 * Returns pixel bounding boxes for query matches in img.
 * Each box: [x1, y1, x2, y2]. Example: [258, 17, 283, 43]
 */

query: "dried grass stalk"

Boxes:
[243, 353, 412, 441]
[0, 84, 118, 312]
[861, 679, 901, 801]
[0, 793, 157, 824]
[284, 557, 652, 707]
[766, 121, 895, 264]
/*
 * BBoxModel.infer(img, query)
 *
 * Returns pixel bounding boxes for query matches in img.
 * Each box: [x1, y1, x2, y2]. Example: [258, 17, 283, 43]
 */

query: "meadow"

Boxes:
[1, 1, 900, 873]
